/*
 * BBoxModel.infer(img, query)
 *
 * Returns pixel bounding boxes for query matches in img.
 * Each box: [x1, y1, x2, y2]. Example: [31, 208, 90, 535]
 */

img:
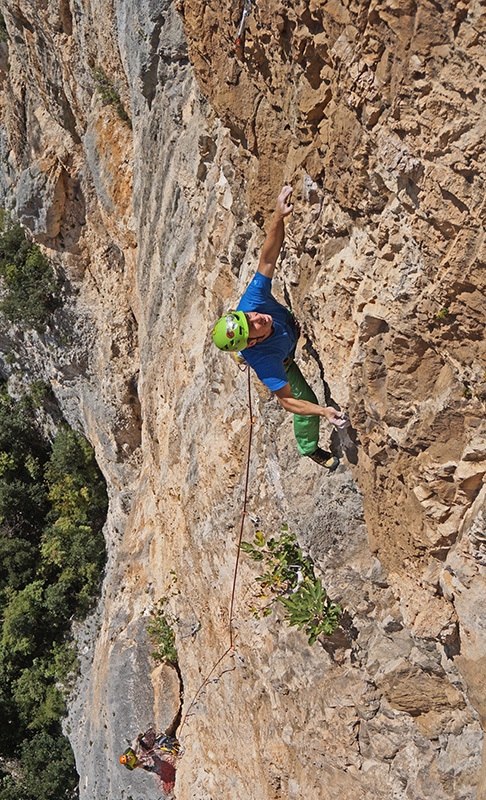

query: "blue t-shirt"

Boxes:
[237, 272, 298, 392]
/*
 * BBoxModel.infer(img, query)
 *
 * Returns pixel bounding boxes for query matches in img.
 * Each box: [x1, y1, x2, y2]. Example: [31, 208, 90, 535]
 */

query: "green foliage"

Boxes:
[92, 66, 132, 126]
[241, 526, 341, 644]
[28, 381, 54, 409]
[45, 428, 108, 527]
[0, 535, 37, 591]
[0, 13, 7, 43]
[11, 641, 77, 735]
[241, 525, 314, 590]
[435, 306, 450, 320]
[147, 600, 178, 665]
[0, 732, 78, 800]
[13, 661, 66, 730]
[0, 384, 49, 533]
[0, 382, 106, 798]
[280, 579, 342, 645]
[0, 222, 59, 332]
[1, 581, 46, 667]
[41, 428, 108, 615]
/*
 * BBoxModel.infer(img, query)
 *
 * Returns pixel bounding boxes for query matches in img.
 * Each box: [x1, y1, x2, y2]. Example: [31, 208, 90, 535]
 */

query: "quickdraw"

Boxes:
[234, 0, 252, 53]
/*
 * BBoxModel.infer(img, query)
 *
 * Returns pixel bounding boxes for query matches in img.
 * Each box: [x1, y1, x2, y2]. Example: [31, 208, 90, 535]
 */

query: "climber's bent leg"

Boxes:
[285, 360, 321, 456]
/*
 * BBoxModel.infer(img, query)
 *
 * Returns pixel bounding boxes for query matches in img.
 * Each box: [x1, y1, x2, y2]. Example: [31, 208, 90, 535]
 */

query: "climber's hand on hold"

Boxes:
[323, 408, 351, 429]
[275, 185, 293, 219]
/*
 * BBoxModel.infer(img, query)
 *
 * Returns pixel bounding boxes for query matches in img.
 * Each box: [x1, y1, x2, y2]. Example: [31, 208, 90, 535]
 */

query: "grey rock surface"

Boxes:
[16, 161, 66, 238]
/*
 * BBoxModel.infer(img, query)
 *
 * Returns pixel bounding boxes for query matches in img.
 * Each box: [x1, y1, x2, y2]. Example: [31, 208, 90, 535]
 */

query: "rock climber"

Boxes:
[119, 747, 140, 771]
[212, 185, 350, 469]
[119, 746, 177, 790]
[119, 729, 180, 794]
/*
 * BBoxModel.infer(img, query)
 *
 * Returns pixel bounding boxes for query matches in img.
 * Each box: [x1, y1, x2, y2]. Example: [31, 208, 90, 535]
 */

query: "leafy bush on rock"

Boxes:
[241, 525, 341, 644]
[0, 221, 59, 332]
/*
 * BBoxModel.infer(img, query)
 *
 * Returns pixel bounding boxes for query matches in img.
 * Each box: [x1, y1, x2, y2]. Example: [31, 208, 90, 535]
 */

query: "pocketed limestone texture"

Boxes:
[0, 0, 484, 798]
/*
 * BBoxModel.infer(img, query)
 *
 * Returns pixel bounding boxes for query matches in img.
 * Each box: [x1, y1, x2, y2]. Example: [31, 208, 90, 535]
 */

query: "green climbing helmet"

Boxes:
[212, 311, 249, 351]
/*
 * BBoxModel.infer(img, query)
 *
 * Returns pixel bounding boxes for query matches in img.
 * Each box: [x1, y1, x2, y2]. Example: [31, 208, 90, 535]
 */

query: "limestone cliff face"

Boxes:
[0, 1, 485, 799]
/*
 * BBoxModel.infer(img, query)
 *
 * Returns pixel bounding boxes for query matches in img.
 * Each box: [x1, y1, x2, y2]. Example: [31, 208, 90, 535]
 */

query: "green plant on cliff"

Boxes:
[92, 66, 132, 126]
[147, 600, 178, 665]
[241, 526, 341, 644]
[0, 13, 7, 42]
[28, 380, 54, 409]
[280, 577, 342, 644]
[0, 221, 59, 333]
[435, 306, 450, 321]
[0, 381, 108, 799]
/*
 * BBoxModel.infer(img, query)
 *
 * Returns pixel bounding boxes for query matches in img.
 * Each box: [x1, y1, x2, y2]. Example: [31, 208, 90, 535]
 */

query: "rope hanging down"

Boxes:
[229, 365, 254, 649]
[179, 367, 254, 733]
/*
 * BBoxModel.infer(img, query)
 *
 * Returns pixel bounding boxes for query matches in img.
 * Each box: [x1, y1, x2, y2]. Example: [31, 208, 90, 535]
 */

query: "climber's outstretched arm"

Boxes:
[275, 383, 350, 428]
[257, 185, 294, 279]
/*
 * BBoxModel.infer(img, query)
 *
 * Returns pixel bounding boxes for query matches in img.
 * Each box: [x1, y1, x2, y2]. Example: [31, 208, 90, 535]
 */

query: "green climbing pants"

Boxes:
[284, 359, 320, 457]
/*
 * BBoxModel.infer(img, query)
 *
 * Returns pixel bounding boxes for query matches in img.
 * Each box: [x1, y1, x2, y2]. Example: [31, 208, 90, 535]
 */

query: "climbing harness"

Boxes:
[234, 0, 252, 53]
[232, 350, 248, 369]
[286, 307, 301, 338]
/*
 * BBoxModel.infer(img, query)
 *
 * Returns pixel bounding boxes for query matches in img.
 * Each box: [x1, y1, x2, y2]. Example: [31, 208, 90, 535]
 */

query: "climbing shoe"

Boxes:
[307, 448, 339, 471]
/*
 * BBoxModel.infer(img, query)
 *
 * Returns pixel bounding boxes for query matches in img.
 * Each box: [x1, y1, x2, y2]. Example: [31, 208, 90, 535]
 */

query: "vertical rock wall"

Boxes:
[0, 0, 484, 799]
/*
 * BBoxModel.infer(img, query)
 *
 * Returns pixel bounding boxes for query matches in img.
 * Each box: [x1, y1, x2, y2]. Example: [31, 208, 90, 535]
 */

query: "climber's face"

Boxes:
[245, 312, 273, 347]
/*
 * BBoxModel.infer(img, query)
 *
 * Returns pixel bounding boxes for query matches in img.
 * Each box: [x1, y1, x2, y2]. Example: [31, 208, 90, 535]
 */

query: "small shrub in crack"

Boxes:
[147, 600, 178, 665]
[435, 306, 450, 321]
[92, 66, 132, 126]
[241, 525, 341, 644]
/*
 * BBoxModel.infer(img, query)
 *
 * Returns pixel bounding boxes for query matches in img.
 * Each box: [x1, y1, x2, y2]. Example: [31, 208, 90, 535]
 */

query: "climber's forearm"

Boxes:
[275, 392, 330, 418]
[275, 384, 350, 428]
[257, 214, 286, 278]
[257, 186, 294, 278]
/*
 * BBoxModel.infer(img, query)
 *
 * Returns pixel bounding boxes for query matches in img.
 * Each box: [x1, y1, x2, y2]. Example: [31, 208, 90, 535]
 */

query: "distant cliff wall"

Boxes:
[0, 1, 484, 799]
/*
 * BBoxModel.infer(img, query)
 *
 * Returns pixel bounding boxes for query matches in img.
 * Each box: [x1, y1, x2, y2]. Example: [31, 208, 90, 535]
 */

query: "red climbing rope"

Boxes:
[179, 367, 254, 733]
[229, 366, 253, 648]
